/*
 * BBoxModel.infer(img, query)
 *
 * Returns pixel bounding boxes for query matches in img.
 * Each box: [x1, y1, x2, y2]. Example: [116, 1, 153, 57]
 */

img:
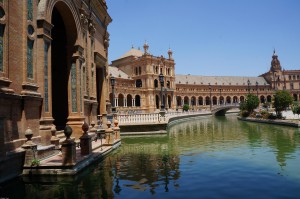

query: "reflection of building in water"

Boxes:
[169, 116, 299, 169]
[108, 136, 181, 194]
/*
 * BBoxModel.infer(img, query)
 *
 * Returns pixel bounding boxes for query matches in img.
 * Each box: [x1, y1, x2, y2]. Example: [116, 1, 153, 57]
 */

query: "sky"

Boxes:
[106, 0, 300, 77]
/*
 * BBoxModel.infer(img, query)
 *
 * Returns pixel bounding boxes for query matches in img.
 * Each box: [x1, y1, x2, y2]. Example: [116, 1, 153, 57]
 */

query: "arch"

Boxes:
[154, 79, 158, 88]
[118, 94, 124, 107]
[51, 2, 78, 130]
[233, 96, 238, 103]
[198, 96, 203, 105]
[156, 95, 160, 109]
[167, 80, 170, 88]
[191, 96, 196, 106]
[168, 95, 172, 108]
[38, 0, 81, 44]
[135, 95, 141, 107]
[260, 95, 265, 103]
[212, 96, 217, 105]
[240, 96, 245, 103]
[219, 96, 224, 105]
[226, 96, 231, 104]
[293, 93, 298, 101]
[127, 94, 133, 107]
[205, 96, 210, 105]
[177, 96, 182, 106]
[267, 95, 272, 103]
[184, 96, 189, 105]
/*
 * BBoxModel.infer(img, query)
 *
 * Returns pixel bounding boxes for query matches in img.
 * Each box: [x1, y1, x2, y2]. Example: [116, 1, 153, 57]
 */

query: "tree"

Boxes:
[240, 94, 259, 114]
[273, 90, 293, 118]
[183, 104, 189, 112]
[292, 102, 300, 119]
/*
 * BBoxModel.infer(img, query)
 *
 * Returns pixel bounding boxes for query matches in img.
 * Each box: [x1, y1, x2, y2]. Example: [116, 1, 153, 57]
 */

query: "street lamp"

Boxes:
[176, 96, 178, 111]
[164, 88, 167, 110]
[219, 86, 222, 105]
[247, 79, 250, 94]
[209, 83, 212, 110]
[256, 81, 259, 97]
[110, 76, 116, 113]
[159, 73, 165, 111]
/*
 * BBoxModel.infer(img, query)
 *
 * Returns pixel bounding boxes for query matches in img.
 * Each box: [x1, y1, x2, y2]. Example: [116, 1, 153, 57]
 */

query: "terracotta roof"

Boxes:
[108, 66, 132, 79]
[175, 75, 269, 86]
[117, 48, 143, 60]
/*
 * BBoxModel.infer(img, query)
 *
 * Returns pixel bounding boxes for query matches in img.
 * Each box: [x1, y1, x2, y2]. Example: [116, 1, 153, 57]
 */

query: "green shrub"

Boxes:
[183, 104, 189, 112]
[241, 110, 250, 117]
[268, 114, 277, 120]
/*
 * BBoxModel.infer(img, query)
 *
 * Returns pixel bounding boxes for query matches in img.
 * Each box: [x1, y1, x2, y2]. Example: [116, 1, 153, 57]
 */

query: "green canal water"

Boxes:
[1, 115, 300, 199]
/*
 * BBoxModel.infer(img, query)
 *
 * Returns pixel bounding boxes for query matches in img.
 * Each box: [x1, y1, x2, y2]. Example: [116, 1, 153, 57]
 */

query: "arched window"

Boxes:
[139, 67, 141, 75]
[184, 96, 189, 105]
[136, 79, 142, 88]
[198, 96, 203, 105]
[118, 94, 124, 107]
[135, 67, 138, 75]
[177, 96, 182, 106]
[127, 94, 132, 107]
[167, 81, 170, 88]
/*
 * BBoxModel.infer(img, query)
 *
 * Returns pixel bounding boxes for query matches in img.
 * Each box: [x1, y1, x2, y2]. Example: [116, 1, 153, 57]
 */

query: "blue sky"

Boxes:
[106, 0, 300, 76]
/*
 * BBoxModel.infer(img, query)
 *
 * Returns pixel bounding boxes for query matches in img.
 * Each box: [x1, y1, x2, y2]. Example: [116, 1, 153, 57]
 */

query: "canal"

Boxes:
[1, 115, 300, 199]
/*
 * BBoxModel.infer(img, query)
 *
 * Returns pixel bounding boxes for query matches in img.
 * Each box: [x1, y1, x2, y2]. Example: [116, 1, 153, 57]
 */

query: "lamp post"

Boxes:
[247, 79, 250, 94]
[219, 86, 222, 105]
[110, 76, 116, 113]
[164, 88, 167, 110]
[256, 81, 259, 97]
[176, 96, 178, 111]
[209, 83, 212, 110]
[159, 73, 165, 111]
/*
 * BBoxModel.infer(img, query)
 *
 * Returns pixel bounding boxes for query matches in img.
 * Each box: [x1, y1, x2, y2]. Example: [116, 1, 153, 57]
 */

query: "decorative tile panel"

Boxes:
[44, 42, 49, 112]
[71, 62, 77, 112]
[27, 39, 33, 79]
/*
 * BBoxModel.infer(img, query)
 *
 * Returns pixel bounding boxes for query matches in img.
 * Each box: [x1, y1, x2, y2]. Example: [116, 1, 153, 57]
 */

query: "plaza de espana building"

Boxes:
[108, 43, 300, 113]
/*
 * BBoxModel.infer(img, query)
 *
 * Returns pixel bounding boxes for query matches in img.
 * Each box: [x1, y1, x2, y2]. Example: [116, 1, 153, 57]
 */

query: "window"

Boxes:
[135, 67, 138, 75]
[139, 67, 141, 75]
[290, 83, 294, 90]
[136, 79, 142, 88]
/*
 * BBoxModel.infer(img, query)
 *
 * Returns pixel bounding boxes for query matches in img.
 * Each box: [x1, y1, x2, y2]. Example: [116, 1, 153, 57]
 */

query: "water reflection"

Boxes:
[1, 115, 299, 199]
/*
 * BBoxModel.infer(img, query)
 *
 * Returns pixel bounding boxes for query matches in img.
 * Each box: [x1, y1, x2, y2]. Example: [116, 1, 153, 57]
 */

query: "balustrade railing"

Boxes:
[118, 109, 209, 125]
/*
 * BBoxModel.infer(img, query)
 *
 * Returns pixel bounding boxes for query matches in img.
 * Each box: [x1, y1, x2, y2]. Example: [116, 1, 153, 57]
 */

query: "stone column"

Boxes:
[67, 53, 85, 139]
[61, 125, 76, 166]
[80, 122, 92, 156]
[104, 121, 115, 146]
[113, 119, 120, 141]
[37, 20, 54, 145]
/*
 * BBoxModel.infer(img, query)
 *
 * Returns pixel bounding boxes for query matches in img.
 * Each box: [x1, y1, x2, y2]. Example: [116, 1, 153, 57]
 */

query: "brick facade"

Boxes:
[0, 0, 111, 153]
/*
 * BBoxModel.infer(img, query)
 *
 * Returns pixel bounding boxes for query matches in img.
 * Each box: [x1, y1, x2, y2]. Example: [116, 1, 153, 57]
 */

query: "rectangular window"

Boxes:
[27, 0, 33, 21]
[290, 83, 294, 90]
[0, 25, 4, 72]
[27, 39, 34, 79]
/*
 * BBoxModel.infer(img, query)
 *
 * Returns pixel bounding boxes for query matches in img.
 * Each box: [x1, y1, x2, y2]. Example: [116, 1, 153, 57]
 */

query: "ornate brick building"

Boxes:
[109, 45, 300, 113]
[0, 0, 111, 166]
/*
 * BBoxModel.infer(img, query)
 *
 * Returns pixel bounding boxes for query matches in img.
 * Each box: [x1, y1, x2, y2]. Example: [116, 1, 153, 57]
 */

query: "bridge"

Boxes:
[211, 104, 240, 116]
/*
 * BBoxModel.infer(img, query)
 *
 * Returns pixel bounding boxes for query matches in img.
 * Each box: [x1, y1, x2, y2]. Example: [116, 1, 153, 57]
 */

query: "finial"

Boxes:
[143, 40, 149, 55]
[131, 44, 134, 49]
